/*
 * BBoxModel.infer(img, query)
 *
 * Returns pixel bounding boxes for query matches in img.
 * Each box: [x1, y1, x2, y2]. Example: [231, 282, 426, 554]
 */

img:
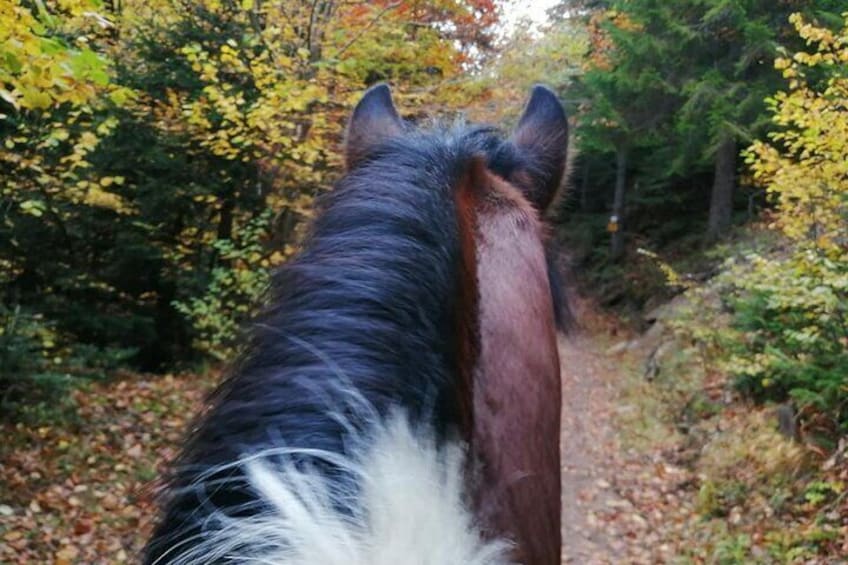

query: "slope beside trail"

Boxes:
[558, 304, 698, 564]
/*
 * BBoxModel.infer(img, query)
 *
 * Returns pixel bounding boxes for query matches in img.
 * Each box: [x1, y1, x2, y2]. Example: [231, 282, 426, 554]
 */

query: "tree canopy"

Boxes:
[1, 0, 499, 416]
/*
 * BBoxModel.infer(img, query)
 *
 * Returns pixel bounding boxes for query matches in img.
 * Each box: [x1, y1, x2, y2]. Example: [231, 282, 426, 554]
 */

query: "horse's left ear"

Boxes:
[345, 83, 404, 169]
[511, 85, 569, 211]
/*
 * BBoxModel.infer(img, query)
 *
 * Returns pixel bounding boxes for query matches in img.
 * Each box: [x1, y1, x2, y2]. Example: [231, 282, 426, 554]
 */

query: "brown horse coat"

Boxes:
[459, 159, 562, 564]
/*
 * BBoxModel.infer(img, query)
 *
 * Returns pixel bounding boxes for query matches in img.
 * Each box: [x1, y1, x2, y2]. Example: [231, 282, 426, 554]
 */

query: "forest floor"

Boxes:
[1, 301, 846, 563]
[558, 300, 848, 564]
[0, 373, 218, 563]
[558, 303, 700, 563]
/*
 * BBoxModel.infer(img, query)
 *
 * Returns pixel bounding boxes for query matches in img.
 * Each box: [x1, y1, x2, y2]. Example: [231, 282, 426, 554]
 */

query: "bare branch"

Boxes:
[332, 1, 401, 58]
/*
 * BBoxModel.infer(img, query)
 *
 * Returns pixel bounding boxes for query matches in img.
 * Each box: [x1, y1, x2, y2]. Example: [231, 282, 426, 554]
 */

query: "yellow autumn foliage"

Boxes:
[1, 0, 498, 370]
[1, 0, 134, 220]
[748, 13, 848, 254]
[717, 13, 848, 428]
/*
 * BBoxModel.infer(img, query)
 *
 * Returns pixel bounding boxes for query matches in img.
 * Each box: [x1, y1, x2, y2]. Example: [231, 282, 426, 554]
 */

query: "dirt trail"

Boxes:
[559, 331, 625, 563]
[558, 309, 696, 564]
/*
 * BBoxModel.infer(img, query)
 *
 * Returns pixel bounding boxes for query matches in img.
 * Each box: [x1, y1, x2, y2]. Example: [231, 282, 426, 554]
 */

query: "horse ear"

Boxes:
[345, 84, 404, 169]
[511, 85, 569, 211]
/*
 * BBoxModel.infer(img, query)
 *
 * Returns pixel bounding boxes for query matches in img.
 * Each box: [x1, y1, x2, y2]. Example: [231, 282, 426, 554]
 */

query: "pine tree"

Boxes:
[575, 0, 843, 250]
[577, 1, 683, 258]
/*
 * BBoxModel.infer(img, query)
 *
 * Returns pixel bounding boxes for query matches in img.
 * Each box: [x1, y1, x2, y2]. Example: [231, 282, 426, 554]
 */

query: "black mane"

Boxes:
[145, 124, 567, 562]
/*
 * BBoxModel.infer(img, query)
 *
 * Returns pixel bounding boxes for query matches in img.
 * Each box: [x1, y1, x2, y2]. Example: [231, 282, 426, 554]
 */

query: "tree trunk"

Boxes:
[610, 146, 628, 260]
[707, 135, 736, 240]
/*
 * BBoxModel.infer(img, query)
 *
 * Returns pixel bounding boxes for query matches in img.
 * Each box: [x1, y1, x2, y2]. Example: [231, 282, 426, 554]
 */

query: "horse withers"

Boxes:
[145, 84, 568, 565]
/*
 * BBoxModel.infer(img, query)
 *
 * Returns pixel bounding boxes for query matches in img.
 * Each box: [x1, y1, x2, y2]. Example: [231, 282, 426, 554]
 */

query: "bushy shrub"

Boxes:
[720, 14, 848, 432]
[722, 251, 847, 429]
[724, 14, 848, 432]
[173, 211, 286, 361]
[664, 14, 848, 435]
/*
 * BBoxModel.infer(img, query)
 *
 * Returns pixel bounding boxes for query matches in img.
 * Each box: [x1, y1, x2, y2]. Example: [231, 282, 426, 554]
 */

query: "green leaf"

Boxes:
[0, 88, 19, 110]
[20, 200, 46, 217]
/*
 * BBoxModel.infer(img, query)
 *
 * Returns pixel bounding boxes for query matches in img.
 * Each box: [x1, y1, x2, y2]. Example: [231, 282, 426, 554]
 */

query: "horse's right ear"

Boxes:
[511, 85, 569, 212]
[345, 84, 404, 169]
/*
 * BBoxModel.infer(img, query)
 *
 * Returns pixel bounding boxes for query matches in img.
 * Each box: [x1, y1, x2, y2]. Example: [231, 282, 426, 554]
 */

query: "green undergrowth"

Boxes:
[610, 236, 848, 562]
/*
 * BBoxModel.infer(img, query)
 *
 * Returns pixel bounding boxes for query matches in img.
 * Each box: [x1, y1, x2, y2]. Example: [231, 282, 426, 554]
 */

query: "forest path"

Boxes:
[558, 303, 696, 564]
[559, 330, 626, 563]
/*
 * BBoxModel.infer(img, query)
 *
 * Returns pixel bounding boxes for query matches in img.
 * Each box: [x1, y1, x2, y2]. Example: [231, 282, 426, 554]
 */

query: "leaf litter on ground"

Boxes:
[0, 373, 217, 564]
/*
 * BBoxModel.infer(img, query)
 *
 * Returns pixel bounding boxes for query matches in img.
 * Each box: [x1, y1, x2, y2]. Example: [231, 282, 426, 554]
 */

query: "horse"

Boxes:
[145, 83, 569, 565]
